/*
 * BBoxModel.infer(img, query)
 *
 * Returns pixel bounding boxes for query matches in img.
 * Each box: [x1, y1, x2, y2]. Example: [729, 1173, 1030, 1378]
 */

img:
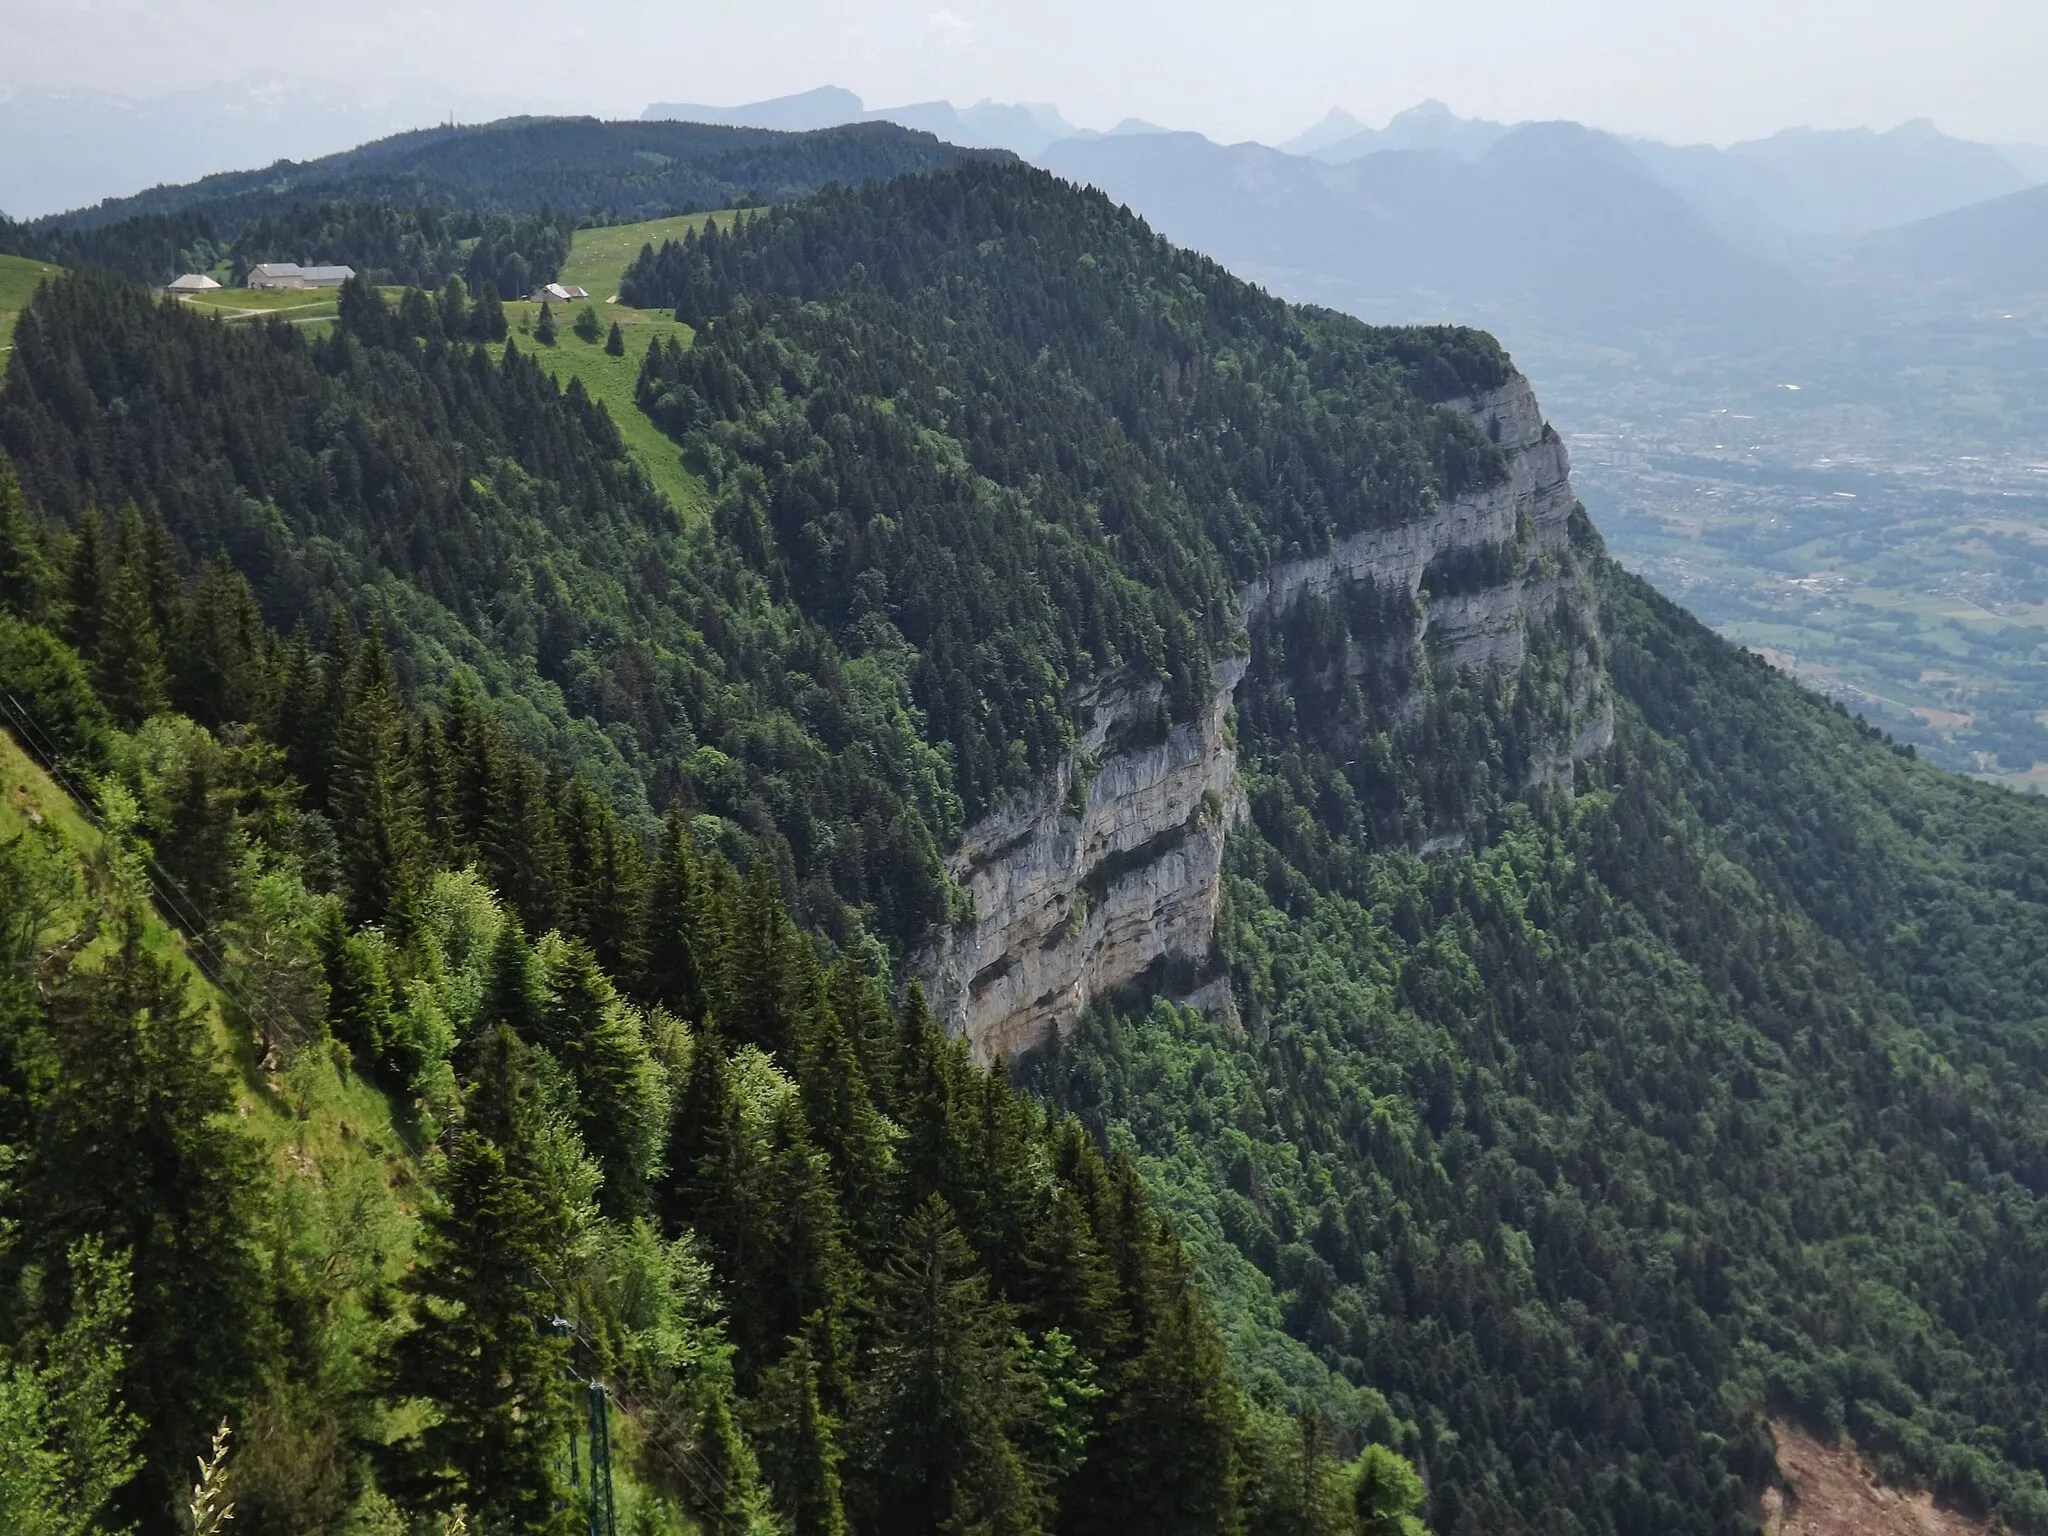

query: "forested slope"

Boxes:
[1035, 556, 2048, 1533]
[5, 148, 2048, 1536]
[0, 117, 993, 287]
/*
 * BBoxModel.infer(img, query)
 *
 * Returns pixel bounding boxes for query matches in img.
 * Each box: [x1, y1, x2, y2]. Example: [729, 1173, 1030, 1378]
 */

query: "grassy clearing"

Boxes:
[557, 209, 749, 300]
[501, 300, 702, 516]
[0, 252, 65, 352]
[174, 287, 342, 338]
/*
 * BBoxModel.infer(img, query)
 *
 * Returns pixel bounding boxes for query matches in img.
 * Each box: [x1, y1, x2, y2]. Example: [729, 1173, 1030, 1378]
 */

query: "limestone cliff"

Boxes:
[916, 373, 1610, 1063]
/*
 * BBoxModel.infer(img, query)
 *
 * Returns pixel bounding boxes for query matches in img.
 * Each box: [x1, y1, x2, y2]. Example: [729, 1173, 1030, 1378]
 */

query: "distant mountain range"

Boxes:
[640, 85, 1171, 159]
[1040, 122, 1810, 351]
[642, 89, 2047, 318]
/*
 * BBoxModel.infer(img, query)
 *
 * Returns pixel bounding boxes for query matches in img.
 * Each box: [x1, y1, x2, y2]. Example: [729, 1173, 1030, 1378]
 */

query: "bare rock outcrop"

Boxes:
[915, 373, 1610, 1062]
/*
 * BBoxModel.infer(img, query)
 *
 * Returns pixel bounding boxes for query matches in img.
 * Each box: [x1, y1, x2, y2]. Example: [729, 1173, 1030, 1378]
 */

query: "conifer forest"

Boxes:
[2, 126, 2048, 1536]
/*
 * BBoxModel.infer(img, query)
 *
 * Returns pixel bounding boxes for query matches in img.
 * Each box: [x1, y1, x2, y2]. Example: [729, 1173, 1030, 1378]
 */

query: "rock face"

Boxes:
[915, 373, 1610, 1063]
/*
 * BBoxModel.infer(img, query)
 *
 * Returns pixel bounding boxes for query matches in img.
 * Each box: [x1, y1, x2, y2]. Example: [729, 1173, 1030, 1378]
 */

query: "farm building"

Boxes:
[247, 262, 357, 290]
[532, 282, 592, 302]
[167, 273, 221, 294]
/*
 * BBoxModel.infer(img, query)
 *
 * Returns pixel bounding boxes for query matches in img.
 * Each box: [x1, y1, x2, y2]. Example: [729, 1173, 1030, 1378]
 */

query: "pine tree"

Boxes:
[857, 1195, 1049, 1535]
[480, 918, 550, 1047]
[605, 320, 626, 357]
[535, 301, 557, 346]
[90, 557, 169, 727]
[642, 813, 707, 1024]
[157, 741, 241, 929]
[726, 859, 800, 1055]
[538, 936, 663, 1219]
[788, 960, 895, 1262]
[318, 902, 398, 1076]
[0, 451, 57, 623]
[173, 555, 277, 727]
[60, 510, 103, 657]
[27, 918, 270, 1527]
[413, 711, 458, 868]
[689, 1380, 769, 1532]
[1073, 1214, 1242, 1536]
[378, 1027, 578, 1532]
[471, 282, 508, 342]
[272, 625, 332, 806]
[132, 508, 184, 640]
[573, 305, 601, 344]
[330, 622, 427, 926]
[754, 1327, 848, 1536]
[477, 751, 569, 937]
[559, 780, 646, 977]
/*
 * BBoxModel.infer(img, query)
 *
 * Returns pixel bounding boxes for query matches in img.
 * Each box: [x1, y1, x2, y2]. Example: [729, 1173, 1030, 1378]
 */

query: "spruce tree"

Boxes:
[477, 751, 569, 936]
[271, 625, 332, 805]
[90, 558, 169, 727]
[754, 1327, 848, 1536]
[379, 1027, 578, 1532]
[642, 813, 707, 1023]
[535, 301, 557, 346]
[60, 509, 103, 657]
[471, 281, 508, 342]
[857, 1195, 1049, 1535]
[329, 622, 427, 926]
[726, 859, 800, 1055]
[605, 320, 626, 357]
[27, 918, 269, 1527]
[173, 555, 276, 728]
[559, 780, 646, 977]
[0, 451, 57, 623]
[317, 902, 398, 1077]
[538, 936, 663, 1219]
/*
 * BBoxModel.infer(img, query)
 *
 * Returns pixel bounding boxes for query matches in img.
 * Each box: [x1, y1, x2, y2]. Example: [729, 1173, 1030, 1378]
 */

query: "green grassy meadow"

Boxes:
[556, 208, 748, 298]
[501, 214, 735, 516]
[500, 299, 699, 514]
[0, 252, 65, 352]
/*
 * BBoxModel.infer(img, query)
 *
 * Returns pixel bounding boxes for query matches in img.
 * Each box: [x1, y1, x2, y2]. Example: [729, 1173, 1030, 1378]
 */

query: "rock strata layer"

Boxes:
[916, 373, 1610, 1062]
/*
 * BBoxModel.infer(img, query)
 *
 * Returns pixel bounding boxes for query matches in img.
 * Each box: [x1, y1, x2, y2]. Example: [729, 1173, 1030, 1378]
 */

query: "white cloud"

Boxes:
[927, 8, 973, 48]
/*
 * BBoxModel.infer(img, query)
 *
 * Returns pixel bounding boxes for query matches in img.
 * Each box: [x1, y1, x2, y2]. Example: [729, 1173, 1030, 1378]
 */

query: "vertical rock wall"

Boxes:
[915, 373, 1611, 1062]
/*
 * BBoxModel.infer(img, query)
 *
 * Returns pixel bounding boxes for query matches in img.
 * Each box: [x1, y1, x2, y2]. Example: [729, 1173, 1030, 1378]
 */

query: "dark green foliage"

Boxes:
[16, 129, 2048, 1536]
[21, 117, 996, 241]
[1037, 556, 2048, 1532]
[0, 616, 110, 770]
[330, 624, 427, 926]
[753, 1327, 848, 1536]
[378, 1028, 578, 1530]
[573, 304, 602, 343]
[626, 160, 1504, 815]
[605, 319, 625, 356]
[534, 299, 557, 345]
[855, 1195, 1049, 1534]
[12, 919, 272, 1528]
[1, 267, 956, 946]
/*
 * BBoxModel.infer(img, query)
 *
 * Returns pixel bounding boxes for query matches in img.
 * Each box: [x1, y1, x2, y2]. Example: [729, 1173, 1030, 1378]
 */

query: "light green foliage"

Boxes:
[1349, 1444, 1426, 1536]
[1014, 1327, 1101, 1478]
[0, 820, 79, 971]
[0, 1237, 142, 1536]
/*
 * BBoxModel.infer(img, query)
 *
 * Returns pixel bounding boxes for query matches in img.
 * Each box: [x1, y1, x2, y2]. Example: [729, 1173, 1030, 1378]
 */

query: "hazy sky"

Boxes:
[5, 0, 2046, 147]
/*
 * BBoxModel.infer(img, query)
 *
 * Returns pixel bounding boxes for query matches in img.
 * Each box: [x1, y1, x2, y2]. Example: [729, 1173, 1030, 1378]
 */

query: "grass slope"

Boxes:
[0, 725, 419, 1285]
[499, 302, 700, 515]
[0, 252, 63, 352]
[557, 210, 748, 299]
[496, 215, 741, 518]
